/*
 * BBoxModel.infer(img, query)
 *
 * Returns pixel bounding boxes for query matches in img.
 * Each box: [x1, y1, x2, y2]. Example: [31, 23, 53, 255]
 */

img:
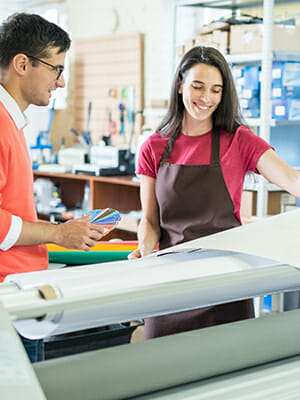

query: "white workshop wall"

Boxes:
[0, 0, 236, 146]
[0, 0, 170, 147]
[66, 0, 165, 107]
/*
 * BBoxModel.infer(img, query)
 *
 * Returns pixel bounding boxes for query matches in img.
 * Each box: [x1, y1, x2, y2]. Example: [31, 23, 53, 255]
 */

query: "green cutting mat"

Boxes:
[48, 251, 131, 265]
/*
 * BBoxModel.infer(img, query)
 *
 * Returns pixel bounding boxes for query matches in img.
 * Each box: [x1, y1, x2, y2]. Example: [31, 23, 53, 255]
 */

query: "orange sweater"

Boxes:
[0, 101, 48, 281]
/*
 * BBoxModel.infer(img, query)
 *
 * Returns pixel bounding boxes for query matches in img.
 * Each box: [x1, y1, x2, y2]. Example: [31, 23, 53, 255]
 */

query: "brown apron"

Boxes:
[144, 130, 254, 340]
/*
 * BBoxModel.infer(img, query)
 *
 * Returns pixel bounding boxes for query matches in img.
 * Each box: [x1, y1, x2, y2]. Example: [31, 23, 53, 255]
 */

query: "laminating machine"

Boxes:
[1, 209, 300, 399]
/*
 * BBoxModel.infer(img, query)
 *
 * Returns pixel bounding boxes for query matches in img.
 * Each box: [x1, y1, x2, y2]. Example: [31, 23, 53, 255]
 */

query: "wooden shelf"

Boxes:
[33, 171, 141, 240]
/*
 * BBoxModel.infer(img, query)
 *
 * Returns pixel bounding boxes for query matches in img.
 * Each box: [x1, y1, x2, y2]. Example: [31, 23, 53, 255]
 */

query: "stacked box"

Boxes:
[195, 21, 230, 55]
[271, 61, 287, 120]
[288, 99, 300, 120]
[230, 24, 300, 54]
[272, 99, 289, 119]
[283, 62, 300, 86]
[271, 62, 300, 120]
[271, 62, 285, 99]
[234, 61, 300, 120]
[233, 65, 261, 118]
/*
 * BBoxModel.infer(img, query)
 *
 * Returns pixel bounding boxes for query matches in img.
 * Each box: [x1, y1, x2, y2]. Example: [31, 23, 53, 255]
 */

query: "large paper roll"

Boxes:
[5, 208, 300, 339]
[4, 248, 299, 339]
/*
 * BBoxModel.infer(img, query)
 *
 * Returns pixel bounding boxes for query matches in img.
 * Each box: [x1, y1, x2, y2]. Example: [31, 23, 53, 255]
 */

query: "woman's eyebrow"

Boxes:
[192, 80, 223, 88]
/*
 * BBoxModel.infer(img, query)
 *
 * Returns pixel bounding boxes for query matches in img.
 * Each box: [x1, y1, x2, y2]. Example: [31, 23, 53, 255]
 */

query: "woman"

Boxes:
[129, 46, 300, 339]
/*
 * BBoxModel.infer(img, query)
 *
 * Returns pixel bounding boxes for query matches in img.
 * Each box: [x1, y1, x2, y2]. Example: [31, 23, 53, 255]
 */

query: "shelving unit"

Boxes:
[227, 51, 300, 129]
[33, 171, 141, 240]
[175, 0, 299, 7]
[173, 0, 300, 217]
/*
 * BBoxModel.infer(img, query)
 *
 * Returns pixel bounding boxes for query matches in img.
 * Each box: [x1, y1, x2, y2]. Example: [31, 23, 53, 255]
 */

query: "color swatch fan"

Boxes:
[86, 208, 121, 232]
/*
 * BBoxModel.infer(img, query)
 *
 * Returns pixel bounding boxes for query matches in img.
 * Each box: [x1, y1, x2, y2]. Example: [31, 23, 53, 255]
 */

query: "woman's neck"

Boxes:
[181, 116, 213, 136]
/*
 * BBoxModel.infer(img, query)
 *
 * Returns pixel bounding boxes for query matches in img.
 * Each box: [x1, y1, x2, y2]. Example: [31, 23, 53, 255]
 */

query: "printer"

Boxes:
[72, 145, 135, 176]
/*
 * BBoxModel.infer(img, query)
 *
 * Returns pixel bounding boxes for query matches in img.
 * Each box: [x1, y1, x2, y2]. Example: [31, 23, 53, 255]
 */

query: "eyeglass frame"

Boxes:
[25, 54, 64, 80]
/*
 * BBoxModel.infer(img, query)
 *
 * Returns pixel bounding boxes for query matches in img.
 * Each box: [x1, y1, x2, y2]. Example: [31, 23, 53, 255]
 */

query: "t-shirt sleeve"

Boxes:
[237, 125, 274, 173]
[136, 137, 157, 178]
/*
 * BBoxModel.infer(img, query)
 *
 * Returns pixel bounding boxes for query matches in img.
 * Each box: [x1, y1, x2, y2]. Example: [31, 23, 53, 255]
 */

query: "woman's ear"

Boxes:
[178, 78, 183, 94]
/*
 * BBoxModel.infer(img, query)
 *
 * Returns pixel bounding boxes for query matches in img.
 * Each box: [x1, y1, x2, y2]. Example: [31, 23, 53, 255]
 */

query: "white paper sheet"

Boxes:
[164, 208, 300, 268]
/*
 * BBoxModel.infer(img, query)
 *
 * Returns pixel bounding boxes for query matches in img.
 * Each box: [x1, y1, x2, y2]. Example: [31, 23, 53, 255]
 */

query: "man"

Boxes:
[0, 13, 105, 362]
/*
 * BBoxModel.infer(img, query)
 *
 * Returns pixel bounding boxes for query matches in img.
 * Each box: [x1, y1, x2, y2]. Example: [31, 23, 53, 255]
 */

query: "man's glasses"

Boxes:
[26, 55, 64, 80]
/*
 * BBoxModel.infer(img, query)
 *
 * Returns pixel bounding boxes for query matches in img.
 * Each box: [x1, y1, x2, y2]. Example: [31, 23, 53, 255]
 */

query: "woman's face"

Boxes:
[178, 63, 223, 127]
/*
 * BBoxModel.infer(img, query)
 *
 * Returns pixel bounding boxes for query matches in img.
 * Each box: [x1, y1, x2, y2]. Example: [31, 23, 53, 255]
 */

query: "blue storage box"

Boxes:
[272, 61, 284, 99]
[272, 99, 289, 119]
[288, 99, 300, 120]
[283, 62, 300, 86]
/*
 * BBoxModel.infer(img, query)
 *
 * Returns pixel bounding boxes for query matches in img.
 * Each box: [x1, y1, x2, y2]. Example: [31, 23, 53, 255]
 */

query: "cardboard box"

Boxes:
[230, 24, 300, 54]
[241, 190, 284, 217]
[213, 30, 230, 53]
[199, 21, 229, 34]
[195, 33, 213, 46]
[195, 31, 230, 54]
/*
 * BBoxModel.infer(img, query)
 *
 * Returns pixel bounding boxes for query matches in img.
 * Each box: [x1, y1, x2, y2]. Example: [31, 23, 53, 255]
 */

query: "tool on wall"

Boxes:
[69, 101, 92, 148]
[108, 111, 117, 136]
[82, 101, 92, 145]
[118, 103, 125, 136]
[108, 88, 118, 98]
[70, 128, 90, 150]
[103, 111, 117, 146]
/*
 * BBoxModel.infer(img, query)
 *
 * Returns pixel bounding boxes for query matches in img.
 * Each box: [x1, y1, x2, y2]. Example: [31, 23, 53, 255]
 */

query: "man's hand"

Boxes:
[54, 216, 106, 251]
[15, 216, 106, 250]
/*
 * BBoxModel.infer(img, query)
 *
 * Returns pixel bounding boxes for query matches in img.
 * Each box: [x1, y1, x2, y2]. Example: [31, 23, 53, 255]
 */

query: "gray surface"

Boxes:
[34, 308, 300, 400]
[0, 302, 45, 400]
[138, 355, 300, 399]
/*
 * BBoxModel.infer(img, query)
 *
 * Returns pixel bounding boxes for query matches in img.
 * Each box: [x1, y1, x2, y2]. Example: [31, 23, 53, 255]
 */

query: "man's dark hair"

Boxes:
[0, 13, 71, 68]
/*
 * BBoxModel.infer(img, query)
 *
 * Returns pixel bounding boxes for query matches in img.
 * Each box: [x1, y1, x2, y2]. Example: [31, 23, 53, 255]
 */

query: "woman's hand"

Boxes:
[128, 244, 154, 260]
[128, 175, 160, 260]
[128, 248, 142, 260]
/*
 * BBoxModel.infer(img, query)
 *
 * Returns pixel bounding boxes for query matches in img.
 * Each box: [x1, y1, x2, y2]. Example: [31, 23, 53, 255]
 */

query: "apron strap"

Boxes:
[211, 129, 220, 165]
[160, 129, 180, 165]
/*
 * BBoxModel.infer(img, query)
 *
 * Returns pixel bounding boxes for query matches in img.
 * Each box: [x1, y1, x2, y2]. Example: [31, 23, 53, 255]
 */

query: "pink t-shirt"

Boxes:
[136, 125, 273, 223]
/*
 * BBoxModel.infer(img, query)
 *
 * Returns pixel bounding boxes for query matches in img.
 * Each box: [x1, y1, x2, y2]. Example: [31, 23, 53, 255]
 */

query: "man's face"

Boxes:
[23, 47, 66, 108]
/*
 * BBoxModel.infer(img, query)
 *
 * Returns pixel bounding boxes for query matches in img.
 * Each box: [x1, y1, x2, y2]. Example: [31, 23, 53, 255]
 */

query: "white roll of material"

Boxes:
[5, 248, 280, 340]
[5, 208, 300, 340]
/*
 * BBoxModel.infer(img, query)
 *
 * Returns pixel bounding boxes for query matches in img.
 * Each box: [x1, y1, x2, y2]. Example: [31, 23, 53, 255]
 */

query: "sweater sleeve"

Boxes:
[0, 120, 22, 249]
